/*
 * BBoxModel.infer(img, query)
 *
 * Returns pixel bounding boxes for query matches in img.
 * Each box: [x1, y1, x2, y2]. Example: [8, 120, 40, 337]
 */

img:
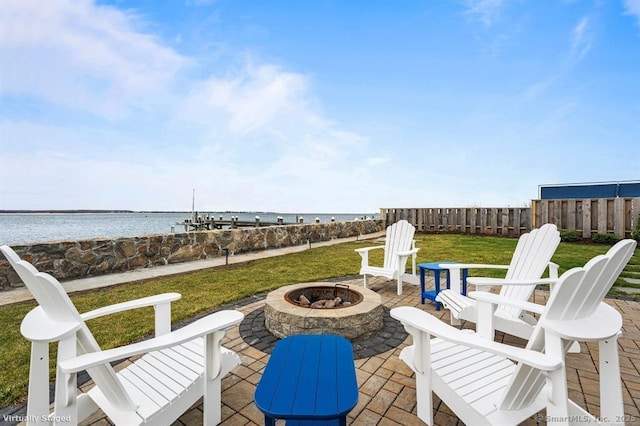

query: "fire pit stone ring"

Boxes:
[264, 282, 384, 340]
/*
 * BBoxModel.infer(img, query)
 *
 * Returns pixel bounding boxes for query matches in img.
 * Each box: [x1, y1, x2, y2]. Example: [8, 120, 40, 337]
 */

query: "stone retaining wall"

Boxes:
[0, 220, 383, 291]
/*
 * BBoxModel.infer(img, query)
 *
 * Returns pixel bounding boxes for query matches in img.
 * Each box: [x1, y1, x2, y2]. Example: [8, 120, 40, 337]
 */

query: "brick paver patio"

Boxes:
[74, 276, 640, 425]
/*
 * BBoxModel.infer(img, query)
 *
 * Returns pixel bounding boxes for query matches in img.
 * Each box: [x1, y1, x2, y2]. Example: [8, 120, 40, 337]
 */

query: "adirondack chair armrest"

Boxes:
[548, 262, 559, 279]
[80, 292, 182, 336]
[390, 306, 561, 371]
[80, 293, 182, 320]
[469, 291, 545, 315]
[397, 248, 419, 257]
[21, 306, 82, 342]
[542, 302, 622, 341]
[439, 263, 510, 271]
[354, 245, 384, 255]
[355, 245, 384, 267]
[59, 310, 244, 374]
[466, 277, 558, 288]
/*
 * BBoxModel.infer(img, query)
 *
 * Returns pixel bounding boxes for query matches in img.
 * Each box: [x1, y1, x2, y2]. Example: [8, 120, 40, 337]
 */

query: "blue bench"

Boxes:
[254, 334, 359, 426]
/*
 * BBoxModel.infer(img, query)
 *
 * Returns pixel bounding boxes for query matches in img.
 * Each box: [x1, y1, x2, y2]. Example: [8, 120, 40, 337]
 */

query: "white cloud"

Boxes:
[570, 17, 593, 62]
[623, 0, 640, 26]
[0, 0, 189, 119]
[463, 0, 506, 26]
[522, 75, 559, 100]
[179, 63, 312, 136]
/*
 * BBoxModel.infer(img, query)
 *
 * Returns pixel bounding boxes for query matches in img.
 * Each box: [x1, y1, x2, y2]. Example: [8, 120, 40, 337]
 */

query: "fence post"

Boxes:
[567, 200, 576, 231]
[614, 198, 624, 238]
[490, 208, 498, 234]
[597, 199, 607, 234]
[541, 200, 549, 224]
[583, 199, 592, 239]
[502, 208, 509, 235]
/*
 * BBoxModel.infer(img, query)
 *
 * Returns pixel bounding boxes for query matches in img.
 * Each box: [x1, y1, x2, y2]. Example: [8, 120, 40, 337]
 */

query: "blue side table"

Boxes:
[419, 261, 468, 310]
[255, 334, 359, 426]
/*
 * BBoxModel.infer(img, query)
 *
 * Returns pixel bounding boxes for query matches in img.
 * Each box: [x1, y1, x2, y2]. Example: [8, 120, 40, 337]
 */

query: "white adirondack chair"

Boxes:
[435, 223, 561, 340]
[355, 219, 419, 295]
[392, 239, 637, 426]
[1, 245, 243, 426]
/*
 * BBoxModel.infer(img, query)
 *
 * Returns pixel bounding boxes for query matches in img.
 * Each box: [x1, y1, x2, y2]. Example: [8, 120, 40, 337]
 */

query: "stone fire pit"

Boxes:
[264, 282, 383, 340]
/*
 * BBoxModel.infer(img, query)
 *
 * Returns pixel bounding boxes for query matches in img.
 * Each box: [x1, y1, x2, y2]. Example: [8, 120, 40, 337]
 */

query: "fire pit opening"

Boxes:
[285, 284, 363, 309]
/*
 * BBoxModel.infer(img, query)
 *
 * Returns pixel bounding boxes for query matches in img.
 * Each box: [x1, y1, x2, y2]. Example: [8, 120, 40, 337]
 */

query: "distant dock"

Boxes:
[175, 214, 339, 231]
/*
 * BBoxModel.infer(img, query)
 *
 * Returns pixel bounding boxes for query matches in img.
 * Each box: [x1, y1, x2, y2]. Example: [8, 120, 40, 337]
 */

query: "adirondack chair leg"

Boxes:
[363, 274, 369, 289]
[446, 268, 462, 326]
[54, 335, 78, 425]
[204, 330, 225, 426]
[404, 326, 434, 425]
[412, 252, 417, 276]
[544, 331, 570, 426]
[397, 253, 414, 295]
[26, 341, 50, 426]
[599, 334, 624, 425]
[545, 367, 570, 426]
[476, 299, 496, 340]
[449, 316, 461, 326]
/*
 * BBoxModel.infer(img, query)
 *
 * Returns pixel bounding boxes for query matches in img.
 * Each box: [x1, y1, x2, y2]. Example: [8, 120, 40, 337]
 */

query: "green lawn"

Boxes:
[0, 234, 635, 409]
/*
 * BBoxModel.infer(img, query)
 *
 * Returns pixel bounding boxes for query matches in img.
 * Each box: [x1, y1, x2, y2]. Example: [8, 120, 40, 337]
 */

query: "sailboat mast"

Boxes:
[191, 188, 195, 222]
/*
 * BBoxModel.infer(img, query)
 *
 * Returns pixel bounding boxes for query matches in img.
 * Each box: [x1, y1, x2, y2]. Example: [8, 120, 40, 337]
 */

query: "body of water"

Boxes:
[0, 212, 378, 245]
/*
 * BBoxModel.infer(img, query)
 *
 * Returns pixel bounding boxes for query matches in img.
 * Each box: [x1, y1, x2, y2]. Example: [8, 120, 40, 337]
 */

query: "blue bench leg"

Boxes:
[434, 270, 441, 311]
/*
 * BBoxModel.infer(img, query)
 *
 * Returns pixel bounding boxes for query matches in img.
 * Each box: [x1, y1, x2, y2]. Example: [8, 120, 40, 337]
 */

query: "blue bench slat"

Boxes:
[336, 338, 359, 410]
[315, 336, 339, 416]
[269, 337, 306, 415]
[291, 335, 323, 414]
[255, 336, 293, 413]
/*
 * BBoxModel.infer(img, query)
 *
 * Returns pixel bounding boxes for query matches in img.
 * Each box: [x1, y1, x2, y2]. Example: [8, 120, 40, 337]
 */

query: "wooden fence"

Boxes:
[381, 197, 640, 238]
[380, 207, 531, 236]
[532, 197, 640, 239]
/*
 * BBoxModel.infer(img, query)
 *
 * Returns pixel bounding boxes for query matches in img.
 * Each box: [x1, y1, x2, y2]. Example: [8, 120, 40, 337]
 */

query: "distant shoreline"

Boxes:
[0, 210, 376, 215]
[0, 210, 188, 214]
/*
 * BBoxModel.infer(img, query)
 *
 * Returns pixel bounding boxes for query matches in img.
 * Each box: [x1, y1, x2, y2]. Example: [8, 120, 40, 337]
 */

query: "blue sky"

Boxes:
[1, 0, 639, 213]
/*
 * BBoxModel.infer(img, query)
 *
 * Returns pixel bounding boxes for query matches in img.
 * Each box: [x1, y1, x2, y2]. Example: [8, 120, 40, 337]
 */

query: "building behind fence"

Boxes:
[381, 197, 640, 239]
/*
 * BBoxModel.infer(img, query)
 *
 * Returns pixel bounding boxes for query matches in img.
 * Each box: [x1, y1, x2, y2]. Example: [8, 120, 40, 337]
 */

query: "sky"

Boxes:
[1, 0, 639, 214]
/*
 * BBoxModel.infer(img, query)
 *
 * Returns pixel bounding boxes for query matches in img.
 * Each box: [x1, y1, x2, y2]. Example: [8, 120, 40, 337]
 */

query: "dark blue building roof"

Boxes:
[539, 181, 640, 199]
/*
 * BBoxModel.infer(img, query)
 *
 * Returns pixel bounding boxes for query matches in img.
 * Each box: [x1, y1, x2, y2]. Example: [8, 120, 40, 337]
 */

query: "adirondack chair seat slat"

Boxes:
[448, 357, 513, 388]
[434, 291, 474, 317]
[431, 345, 515, 390]
[146, 351, 198, 387]
[164, 345, 204, 373]
[432, 346, 493, 373]
[402, 342, 524, 419]
[119, 368, 170, 407]
[89, 340, 239, 423]
[134, 358, 186, 394]
[123, 363, 179, 402]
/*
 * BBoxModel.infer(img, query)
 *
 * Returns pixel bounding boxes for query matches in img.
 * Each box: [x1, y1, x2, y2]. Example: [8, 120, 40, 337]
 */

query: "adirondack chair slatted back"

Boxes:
[497, 224, 560, 318]
[498, 239, 637, 411]
[383, 220, 415, 272]
[1, 245, 139, 413]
